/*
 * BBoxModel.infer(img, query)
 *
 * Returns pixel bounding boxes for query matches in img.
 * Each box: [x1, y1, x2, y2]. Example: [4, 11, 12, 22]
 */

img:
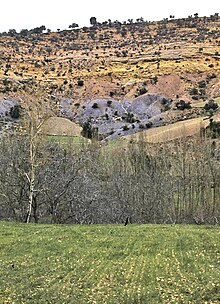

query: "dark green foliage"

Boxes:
[82, 120, 93, 138]
[198, 80, 207, 88]
[92, 102, 98, 109]
[175, 100, 192, 110]
[77, 79, 84, 86]
[30, 25, 46, 34]
[139, 123, 145, 129]
[207, 119, 220, 138]
[189, 87, 198, 95]
[68, 23, 79, 29]
[107, 100, 112, 107]
[90, 17, 97, 26]
[145, 121, 153, 128]
[137, 87, 147, 96]
[122, 125, 129, 131]
[151, 76, 158, 84]
[124, 112, 135, 123]
[206, 73, 217, 81]
[9, 105, 20, 119]
[192, 95, 199, 100]
[204, 100, 219, 111]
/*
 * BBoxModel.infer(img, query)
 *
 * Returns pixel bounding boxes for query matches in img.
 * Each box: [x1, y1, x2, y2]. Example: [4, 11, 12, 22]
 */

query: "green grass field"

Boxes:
[193, 97, 220, 108]
[48, 135, 90, 145]
[0, 222, 219, 304]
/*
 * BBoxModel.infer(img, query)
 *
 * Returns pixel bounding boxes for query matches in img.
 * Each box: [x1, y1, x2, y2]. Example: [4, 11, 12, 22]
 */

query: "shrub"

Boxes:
[198, 80, 207, 88]
[204, 100, 219, 111]
[122, 125, 129, 131]
[77, 79, 84, 86]
[206, 73, 217, 81]
[175, 100, 192, 110]
[189, 87, 198, 95]
[145, 122, 153, 128]
[192, 95, 199, 100]
[92, 103, 99, 109]
[137, 87, 147, 96]
[206, 119, 220, 138]
[107, 100, 112, 107]
[10, 105, 20, 119]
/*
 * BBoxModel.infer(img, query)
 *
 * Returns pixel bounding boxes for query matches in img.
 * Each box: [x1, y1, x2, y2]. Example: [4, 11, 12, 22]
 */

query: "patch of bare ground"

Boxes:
[148, 74, 189, 100]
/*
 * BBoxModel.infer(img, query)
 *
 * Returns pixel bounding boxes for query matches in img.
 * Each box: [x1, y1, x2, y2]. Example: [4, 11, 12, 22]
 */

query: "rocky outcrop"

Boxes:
[69, 94, 172, 140]
[0, 98, 20, 120]
[0, 98, 20, 135]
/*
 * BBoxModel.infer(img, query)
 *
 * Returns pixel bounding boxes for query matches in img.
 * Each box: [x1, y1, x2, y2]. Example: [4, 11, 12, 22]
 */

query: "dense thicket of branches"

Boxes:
[0, 133, 219, 224]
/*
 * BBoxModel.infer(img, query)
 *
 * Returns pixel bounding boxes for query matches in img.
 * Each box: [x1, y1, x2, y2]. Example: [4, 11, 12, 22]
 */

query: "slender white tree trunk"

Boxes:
[26, 124, 36, 223]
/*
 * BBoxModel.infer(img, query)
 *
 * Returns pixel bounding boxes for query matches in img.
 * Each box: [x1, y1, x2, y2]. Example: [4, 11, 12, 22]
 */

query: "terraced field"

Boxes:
[121, 117, 209, 144]
[1, 15, 220, 104]
[0, 222, 219, 303]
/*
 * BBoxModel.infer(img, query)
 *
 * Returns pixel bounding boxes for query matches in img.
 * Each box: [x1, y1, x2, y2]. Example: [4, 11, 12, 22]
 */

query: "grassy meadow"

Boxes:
[0, 222, 219, 304]
[193, 97, 220, 108]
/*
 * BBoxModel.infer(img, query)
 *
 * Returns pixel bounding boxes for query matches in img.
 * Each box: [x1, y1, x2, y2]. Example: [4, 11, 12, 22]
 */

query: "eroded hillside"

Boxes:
[0, 15, 220, 139]
[1, 15, 220, 101]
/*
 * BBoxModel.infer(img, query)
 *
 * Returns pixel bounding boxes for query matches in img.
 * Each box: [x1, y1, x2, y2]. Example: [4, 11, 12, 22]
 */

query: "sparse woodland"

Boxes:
[0, 14, 220, 102]
[0, 129, 219, 224]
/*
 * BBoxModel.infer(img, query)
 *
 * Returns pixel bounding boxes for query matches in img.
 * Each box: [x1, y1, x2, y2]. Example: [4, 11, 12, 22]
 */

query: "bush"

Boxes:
[77, 79, 84, 86]
[206, 119, 220, 138]
[10, 105, 20, 119]
[145, 121, 153, 129]
[192, 95, 199, 100]
[137, 87, 147, 96]
[206, 73, 217, 81]
[189, 87, 198, 95]
[107, 100, 112, 107]
[92, 103, 99, 109]
[204, 100, 219, 111]
[175, 100, 192, 110]
[198, 80, 207, 88]
[122, 125, 129, 131]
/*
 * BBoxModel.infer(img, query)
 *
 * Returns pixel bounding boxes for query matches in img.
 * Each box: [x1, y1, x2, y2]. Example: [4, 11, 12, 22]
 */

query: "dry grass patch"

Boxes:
[41, 117, 82, 137]
[123, 117, 210, 144]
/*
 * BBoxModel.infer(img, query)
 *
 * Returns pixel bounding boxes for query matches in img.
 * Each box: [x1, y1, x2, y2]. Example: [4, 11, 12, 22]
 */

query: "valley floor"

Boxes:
[0, 222, 219, 303]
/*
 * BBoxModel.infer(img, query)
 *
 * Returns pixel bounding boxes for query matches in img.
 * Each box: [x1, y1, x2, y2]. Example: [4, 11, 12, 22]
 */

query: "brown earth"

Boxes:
[0, 15, 220, 140]
[1, 15, 220, 106]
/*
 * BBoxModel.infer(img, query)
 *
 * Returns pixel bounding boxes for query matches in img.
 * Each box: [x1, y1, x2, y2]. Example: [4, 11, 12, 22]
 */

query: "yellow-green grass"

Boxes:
[193, 97, 220, 108]
[48, 135, 90, 145]
[0, 222, 219, 304]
